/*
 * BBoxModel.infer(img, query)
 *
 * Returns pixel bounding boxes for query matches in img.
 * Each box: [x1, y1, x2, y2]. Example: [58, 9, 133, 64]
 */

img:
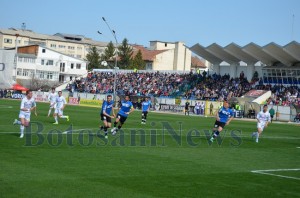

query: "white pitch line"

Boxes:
[0, 105, 13, 108]
[0, 130, 300, 140]
[251, 169, 300, 181]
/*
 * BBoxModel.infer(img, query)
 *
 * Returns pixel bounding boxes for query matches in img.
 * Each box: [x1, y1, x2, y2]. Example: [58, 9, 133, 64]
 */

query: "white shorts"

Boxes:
[50, 102, 56, 108]
[55, 108, 63, 116]
[19, 111, 31, 121]
[257, 122, 266, 131]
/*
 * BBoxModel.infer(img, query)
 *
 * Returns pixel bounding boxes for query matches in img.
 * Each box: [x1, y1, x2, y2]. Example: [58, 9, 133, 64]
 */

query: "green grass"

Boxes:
[0, 99, 299, 197]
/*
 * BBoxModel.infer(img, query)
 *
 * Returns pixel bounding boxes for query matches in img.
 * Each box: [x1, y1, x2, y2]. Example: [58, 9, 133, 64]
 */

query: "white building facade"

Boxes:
[15, 45, 87, 87]
[150, 41, 191, 71]
[0, 28, 107, 60]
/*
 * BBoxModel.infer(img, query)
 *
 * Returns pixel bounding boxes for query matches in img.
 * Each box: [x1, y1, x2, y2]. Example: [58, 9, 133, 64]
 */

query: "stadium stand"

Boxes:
[64, 71, 300, 106]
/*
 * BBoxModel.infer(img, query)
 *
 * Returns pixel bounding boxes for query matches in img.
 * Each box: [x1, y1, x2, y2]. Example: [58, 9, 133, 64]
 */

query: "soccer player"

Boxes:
[13, 90, 36, 138]
[47, 87, 57, 117]
[185, 100, 190, 115]
[252, 104, 271, 143]
[111, 95, 134, 135]
[209, 101, 234, 142]
[53, 91, 69, 124]
[100, 95, 115, 139]
[141, 97, 151, 124]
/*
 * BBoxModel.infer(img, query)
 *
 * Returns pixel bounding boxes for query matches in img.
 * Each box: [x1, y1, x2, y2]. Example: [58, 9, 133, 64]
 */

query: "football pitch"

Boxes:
[0, 99, 299, 197]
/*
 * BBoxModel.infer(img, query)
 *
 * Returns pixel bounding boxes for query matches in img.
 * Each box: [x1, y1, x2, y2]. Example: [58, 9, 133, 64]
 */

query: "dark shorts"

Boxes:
[214, 120, 226, 129]
[117, 113, 127, 124]
[100, 113, 112, 123]
[270, 115, 274, 119]
[142, 111, 148, 116]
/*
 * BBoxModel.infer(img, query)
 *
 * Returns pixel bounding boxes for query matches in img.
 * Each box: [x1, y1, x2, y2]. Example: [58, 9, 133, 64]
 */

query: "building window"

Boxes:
[24, 41, 29, 45]
[59, 45, 66, 49]
[165, 43, 167, 47]
[42, 49, 46, 53]
[41, 59, 45, 65]
[60, 62, 65, 72]
[21, 57, 35, 63]
[76, 63, 81, 69]
[77, 55, 82, 58]
[68, 46, 75, 50]
[46, 60, 54, 66]
[70, 63, 74, 69]
[146, 63, 153, 70]
[47, 72, 53, 79]
[22, 69, 29, 76]
[36, 70, 45, 79]
[77, 46, 82, 50]
[50, 44, 56, 48]
[4, 38, 12, 44]
[17, 68, 22, 76]
[59, 75, 64, 82]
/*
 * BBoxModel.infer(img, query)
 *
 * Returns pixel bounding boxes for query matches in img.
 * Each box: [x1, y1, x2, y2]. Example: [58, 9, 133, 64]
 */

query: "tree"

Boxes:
[117, 38, 133, 69]
[101, 41, 115, 66]
[131, 49, 146, 70]
[85, 46, 101, 70]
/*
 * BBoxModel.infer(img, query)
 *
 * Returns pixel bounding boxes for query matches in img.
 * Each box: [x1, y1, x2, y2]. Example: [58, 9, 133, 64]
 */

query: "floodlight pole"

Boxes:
[102, 17, 118, 102]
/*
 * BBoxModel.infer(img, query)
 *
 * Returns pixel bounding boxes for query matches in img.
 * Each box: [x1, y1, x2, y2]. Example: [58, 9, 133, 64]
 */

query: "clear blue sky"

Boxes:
[1, 0, 299, 47]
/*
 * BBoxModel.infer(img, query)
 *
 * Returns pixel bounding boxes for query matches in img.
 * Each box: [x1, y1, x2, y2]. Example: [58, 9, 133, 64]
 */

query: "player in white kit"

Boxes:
[47, 87, 57, 117]
[13, 90, 37, 138]
[53, 91, 69, 124]
[252, 104, 271, 143]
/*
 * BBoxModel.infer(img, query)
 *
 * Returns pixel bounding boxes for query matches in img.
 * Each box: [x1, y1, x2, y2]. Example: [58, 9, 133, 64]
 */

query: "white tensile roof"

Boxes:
[190, 41, 300, 66]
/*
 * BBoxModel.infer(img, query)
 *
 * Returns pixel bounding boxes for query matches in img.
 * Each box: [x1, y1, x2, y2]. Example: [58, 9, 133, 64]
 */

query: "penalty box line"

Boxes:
[251, 169, 300, 181]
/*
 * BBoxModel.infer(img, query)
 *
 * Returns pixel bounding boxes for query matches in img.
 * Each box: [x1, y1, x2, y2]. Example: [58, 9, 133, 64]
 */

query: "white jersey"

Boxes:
[55, 96, 67, 109]
[200, 103, 205, 109]
[48, 92, 57, 103]
[20, 97, 36, 113]
[257, 111, 271, 124]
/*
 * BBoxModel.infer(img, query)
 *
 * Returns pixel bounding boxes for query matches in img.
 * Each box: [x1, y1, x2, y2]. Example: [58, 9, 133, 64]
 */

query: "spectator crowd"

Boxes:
[65, 71, 300, 106]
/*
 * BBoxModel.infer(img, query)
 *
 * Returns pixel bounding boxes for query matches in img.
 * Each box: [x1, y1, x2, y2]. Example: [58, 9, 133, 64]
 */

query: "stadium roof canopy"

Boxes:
[190, 41, 300, 66]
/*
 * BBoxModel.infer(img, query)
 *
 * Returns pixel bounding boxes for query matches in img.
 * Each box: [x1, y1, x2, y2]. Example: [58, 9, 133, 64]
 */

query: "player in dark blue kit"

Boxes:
[100, 95, 115, 139]
[210, 101, 234, 142]
[141, 97, 151, 124]
[111, 95, 134, 135]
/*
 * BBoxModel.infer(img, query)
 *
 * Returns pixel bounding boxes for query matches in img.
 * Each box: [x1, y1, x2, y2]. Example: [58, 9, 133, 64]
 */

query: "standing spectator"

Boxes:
[200, 102, 205, 115]
[77, 94, 81, 104]
[210, 102, 214, 115]
[185, 100, 190, 116]
[240, 71, 244, 80]
[269, 106, 275, 123]
[195, 101, 200, 115]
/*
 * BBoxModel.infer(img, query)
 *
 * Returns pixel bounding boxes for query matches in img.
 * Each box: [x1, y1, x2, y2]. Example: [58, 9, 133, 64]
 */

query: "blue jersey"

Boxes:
[118, 100, 133, 117]
[142, 100, 151, 112]
[100, 100, 114, 115]
[218, 107, 234, 123]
